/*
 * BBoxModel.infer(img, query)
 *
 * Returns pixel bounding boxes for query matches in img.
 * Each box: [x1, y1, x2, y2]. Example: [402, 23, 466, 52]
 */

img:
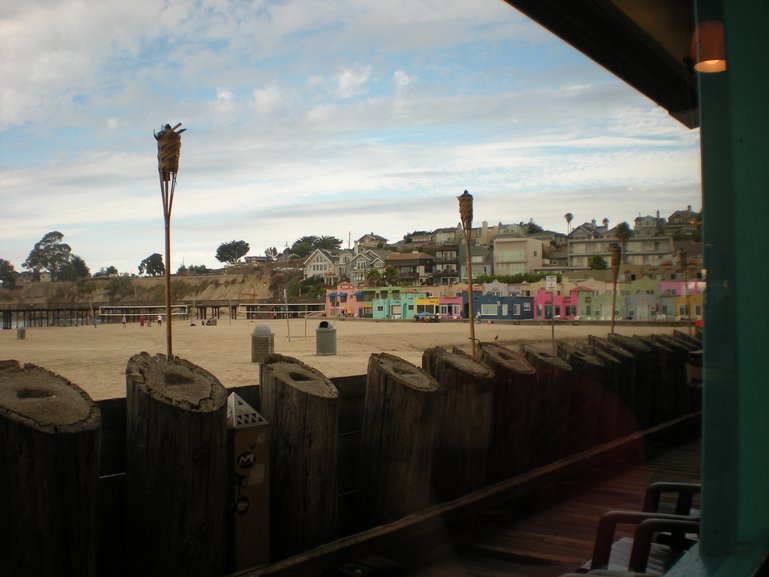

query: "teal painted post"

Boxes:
[697, 0, 769, 569]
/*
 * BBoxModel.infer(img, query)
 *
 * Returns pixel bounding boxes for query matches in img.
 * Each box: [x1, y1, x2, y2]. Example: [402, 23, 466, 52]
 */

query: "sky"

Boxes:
[0, 0, 702, 275]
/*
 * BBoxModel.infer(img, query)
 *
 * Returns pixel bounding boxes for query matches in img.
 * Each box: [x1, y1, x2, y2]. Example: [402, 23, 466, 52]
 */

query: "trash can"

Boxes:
[251, 325, 274, 363]
[16, 328, 26, 340]
[315, 321, 336, 356]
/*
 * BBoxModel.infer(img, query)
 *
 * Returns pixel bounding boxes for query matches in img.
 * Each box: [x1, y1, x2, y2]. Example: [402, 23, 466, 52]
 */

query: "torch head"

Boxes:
[458, 190, 474, 231]
[155, 123, 184, 182]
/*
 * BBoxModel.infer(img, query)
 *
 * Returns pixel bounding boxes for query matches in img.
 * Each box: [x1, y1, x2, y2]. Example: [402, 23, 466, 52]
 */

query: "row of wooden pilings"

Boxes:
[0, 331, 701, 577]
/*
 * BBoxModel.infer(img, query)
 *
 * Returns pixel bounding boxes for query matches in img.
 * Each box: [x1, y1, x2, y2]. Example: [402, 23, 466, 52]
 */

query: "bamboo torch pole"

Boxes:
[458, 190, 476, 359]
[154, 123, 185, 358]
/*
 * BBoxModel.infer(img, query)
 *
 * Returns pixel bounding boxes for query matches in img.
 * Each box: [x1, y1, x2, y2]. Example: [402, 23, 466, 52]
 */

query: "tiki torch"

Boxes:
[154, 122, 185, 357]
[459, 190, 476, 359]
[610, 242, 622, 334]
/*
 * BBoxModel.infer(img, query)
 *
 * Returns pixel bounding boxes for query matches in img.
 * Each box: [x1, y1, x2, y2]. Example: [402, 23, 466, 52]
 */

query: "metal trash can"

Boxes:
[251, 325, 274, 363]
[315, 321, 336, 356]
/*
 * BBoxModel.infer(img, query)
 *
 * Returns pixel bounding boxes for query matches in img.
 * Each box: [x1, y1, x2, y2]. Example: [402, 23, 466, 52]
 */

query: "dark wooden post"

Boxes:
[575, 342, 622, 441]
[556, 342, 604, 452]
[358, 353, 440, 528]
[422, 347, 495, 501]
[126, 353, 228, 577]
[636, 335, 677, 423]
[0, 360, 101, 577]
[259, 355, 339, 560]
[673, 328, 701, 349]
[652, 333, 696, 415]
[608, 333, 653, 428]
[521, 345, 574, 465]
[477, 343, 537, 481]
[590, 335, 640, 435]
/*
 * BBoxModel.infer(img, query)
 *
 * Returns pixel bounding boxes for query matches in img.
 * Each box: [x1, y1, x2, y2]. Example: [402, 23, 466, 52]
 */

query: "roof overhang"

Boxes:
[502, 0, 699, 128]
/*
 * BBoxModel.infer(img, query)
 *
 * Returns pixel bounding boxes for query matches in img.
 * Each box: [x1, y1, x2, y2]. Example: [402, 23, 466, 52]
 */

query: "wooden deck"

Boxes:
[399, 436, 701, 577]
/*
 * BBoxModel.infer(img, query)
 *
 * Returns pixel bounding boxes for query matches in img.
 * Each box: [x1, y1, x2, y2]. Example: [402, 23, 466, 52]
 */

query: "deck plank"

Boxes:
[404, 436, 700, 576]
[456, 439, 700, 576]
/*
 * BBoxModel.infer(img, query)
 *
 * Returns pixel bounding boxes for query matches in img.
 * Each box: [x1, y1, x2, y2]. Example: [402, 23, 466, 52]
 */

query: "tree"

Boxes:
[290, 236, 318, 258]
[0, 259, 17, 289]
[365, 268, 381, 286]
[614, 221, 632, 263]
[138, 253, 165, 277]
[216, 240, 250, 265]
[94, 266, 119, 278]
[23, 231, 72, 280]
[382, 266, 399, 285]
[315, 236, 342, 251]
[589, 255, 608, 270]
[564, 212, 573, 235]
[526, 219, 544, 234]
[264, 247, 278, 260]
[58, 255, 90, 281]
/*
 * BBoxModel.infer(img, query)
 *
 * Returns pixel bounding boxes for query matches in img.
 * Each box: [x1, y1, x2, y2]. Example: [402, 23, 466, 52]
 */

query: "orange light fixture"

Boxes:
[691, 20, 727, 73]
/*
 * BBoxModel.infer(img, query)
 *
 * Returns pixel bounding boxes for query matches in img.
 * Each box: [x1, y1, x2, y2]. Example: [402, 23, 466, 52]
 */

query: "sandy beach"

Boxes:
[1, 318, 684, 400]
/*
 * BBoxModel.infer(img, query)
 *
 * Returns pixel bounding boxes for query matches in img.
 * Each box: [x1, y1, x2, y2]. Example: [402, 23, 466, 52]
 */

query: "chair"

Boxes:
[559, 483, 701, 577]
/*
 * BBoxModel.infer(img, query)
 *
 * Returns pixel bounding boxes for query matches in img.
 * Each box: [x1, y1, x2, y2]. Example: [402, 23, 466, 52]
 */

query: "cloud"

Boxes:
[334, 65, 372, 99]
[0, 0, 702, 273]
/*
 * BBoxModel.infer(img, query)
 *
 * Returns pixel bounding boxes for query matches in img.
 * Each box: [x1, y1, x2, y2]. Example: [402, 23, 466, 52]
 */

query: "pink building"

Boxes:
[532, 287, 584, 320]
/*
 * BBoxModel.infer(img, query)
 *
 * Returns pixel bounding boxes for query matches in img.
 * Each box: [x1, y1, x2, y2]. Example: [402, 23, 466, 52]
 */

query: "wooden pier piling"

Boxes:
[125, 353, 228, 577]
[422, 347, 495, 501]
[521, 346, 573, 465]
[556, 342, 604, 453]
[259, 355, 339, 559]
[357, 353, 440, 528]
[0, 360, 101, 577]
[477, 343, 537, 481]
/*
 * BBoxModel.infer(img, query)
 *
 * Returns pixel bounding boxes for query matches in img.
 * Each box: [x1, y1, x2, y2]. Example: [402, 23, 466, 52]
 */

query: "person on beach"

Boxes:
[139, 315, 145, 327]
[157, 314, 163, 327]
[122, 315, 127, 328]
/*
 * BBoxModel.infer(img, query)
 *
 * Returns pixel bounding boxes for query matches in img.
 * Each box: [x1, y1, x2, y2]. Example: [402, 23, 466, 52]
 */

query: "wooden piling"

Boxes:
[259, 355, 339, 559]
[477, 343, 537, 481]
[673, 329, 701, 349]
[607, 333, 654, 428]
[358, 353, 440, 527]
[588, 335, 639, 436]
[575, 342, 622, 442]
[652, 333, 697, 414]
[636, 335, 677, 423]
[556, 342, 604, 453]
[0, 360, 101, 577]
[422, 347, 495, 501]
[521, 346, 574, 465]
[125, 353, 228, 577]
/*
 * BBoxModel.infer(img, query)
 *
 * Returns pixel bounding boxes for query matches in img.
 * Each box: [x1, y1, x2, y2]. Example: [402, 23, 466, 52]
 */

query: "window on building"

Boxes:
[481, 304, 496, 316]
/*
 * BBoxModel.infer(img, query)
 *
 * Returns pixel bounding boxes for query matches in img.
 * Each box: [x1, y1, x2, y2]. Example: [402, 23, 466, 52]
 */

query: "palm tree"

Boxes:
[614, 221, 632, 263]
[602, 217, 609, 231]
[564, 212, 573, 235]
[314, 236, 342, 251]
